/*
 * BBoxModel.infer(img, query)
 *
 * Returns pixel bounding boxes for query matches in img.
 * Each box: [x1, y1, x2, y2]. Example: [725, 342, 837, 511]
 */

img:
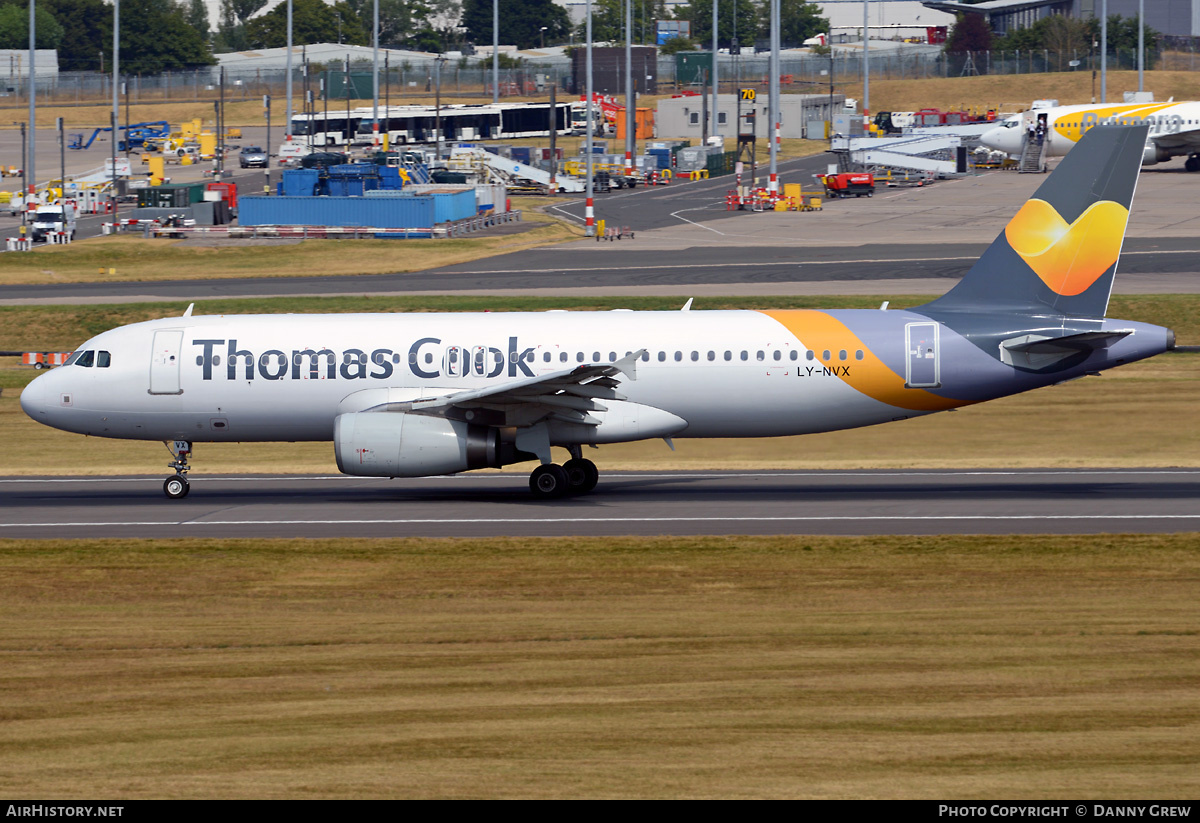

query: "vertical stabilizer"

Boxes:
[918, 124, 1147, 319]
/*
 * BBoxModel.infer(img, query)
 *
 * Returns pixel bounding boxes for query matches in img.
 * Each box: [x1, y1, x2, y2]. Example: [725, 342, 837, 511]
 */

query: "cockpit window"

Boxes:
[64, 351, 82, 366]
[97, 351, 111, 368]
[74, 350, 95, 368]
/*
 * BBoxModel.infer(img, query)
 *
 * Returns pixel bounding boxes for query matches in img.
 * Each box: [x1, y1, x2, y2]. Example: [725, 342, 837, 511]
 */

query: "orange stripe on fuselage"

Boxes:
[759, 310, 966, 412]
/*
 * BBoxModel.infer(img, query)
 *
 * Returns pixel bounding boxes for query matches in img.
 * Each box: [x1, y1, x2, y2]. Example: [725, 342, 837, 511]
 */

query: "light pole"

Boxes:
[769, 0, 779, 193]
[624, 0, 632, 178]
[540, 26, 547, 49]
[111, 0, 119, 220]
[585, 0, 594, 237]
[27, 0, 36, 211]
[435, 55, 447, 163]
[492, 0, 499, 105]
[286, 0, 293, 137]
[1137, 0, 1144, 92]
[828, 48, 834, 145]
[711, 0, 718, 143]
[1100, 0, 1107, 104]
[862, 0, 869, 114]
[372, 0, 379, 147]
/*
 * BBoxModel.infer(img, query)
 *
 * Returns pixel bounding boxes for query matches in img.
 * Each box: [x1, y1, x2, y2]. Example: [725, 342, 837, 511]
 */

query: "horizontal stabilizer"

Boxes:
[1000, 330, 1133, 370]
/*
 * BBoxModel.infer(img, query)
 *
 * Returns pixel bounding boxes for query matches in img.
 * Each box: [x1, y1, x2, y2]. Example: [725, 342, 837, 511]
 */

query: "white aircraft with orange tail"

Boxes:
[981, 100, 1200, 170]
[21, 126, 1177, 499]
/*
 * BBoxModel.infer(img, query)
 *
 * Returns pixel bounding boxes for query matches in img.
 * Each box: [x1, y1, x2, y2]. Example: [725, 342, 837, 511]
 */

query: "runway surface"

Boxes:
[3, 469, 1198, 539]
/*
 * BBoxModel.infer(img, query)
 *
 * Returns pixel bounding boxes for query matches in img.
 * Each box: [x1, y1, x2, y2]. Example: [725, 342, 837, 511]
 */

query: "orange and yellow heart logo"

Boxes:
[1004, 198, 1129, 296]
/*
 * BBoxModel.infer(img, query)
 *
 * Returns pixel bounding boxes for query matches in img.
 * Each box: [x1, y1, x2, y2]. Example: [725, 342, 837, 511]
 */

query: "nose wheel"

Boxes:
[164, 474, 190, 499]
[163, 440, 193, 499]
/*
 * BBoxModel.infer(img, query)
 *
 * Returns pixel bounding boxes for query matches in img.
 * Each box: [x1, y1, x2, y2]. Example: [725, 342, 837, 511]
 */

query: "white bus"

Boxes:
[289, 102, 572, 147]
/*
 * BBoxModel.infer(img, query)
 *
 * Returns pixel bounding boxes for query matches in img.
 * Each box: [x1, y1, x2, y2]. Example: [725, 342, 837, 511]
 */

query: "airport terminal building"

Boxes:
[922, 0, 1200, 38]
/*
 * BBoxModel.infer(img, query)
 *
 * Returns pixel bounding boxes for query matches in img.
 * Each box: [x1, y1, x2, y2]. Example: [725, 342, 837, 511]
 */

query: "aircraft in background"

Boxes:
[21, 126, 1176, 500]
[981, 100, 1200, 170]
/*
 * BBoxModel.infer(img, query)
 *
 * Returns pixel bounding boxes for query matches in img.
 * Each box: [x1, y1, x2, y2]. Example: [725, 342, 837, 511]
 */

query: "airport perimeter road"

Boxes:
[3, 469, 1199, 539]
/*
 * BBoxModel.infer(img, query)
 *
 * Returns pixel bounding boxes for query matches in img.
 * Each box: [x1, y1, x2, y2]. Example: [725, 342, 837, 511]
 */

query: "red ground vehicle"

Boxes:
[820, 172, 874, 198]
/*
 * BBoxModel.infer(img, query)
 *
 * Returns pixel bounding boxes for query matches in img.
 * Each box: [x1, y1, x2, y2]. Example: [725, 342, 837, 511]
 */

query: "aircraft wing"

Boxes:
[383, 349, 646, 428]
[1151, 128, 1200, 152]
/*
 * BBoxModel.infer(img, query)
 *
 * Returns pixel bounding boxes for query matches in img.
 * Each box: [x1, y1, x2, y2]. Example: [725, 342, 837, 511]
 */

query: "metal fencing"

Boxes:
[1, 47, 1197, 109]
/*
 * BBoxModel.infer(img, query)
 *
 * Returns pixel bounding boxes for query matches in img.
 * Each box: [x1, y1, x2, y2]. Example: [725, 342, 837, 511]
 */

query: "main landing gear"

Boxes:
[528, 448, 600, 499]
[163, 440, 192, 499]
[1186, 153, 1200, 173]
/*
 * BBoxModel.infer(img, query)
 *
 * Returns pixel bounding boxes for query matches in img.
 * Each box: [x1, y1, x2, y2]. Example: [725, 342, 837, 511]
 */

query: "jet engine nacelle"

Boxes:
[334, 412, 500, 477]
[1142, 143, 1172, 165]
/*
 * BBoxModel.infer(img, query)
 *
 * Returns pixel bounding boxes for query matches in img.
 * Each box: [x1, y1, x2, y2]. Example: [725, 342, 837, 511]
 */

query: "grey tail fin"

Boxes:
[917, 124, 1147, 320]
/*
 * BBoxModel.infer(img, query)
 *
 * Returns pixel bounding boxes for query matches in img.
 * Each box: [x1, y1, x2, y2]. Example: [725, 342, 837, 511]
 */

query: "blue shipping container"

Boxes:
[239, 195, 436, 228]
[282, 168, 320, 197]
[328, 163, 380, 177]
[511, 147, 531, 165]
[430, 190, 476, 223]
[647, 148, 672, 170]
[379, 167, 403, 189]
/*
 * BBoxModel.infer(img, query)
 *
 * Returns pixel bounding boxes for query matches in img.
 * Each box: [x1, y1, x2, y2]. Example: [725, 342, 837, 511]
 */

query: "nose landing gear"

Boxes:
[163, 440, 192, 499]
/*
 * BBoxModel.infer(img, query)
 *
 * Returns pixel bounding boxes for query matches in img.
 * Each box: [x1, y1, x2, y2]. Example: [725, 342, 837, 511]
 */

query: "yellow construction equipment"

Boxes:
[147, 155, 165, 184]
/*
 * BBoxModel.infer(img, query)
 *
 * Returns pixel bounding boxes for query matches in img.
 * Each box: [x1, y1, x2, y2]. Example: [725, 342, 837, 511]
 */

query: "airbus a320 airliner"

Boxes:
[20, 126, 1176, 500]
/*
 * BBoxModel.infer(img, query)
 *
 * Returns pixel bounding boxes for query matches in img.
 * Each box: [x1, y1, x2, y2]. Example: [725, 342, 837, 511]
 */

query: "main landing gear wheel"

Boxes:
[163, 474, 190, 499]
[529, 464, 570, 499]
[1186, 154, 1200, 173]
[563, 458, 599, 494]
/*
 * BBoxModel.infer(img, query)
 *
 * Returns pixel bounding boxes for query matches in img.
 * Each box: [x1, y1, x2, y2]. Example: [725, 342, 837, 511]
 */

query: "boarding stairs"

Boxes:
[837, 133, 964, 176]
[1018, 134, 1047, 173]
[447, 147, 584, 193]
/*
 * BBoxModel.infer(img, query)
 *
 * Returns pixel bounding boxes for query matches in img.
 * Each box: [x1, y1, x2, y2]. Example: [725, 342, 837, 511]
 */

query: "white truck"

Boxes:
[30, 202, 78, 242]
[277, 140, 313, 167]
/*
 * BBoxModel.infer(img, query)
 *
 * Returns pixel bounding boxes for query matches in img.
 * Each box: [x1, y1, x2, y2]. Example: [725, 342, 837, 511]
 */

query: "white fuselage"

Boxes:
[20, 310, 955, 444]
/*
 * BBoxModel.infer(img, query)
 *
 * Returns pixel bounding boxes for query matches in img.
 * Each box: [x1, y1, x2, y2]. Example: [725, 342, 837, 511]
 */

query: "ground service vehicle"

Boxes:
[29, 203, 78, 242]
[21, 127, 1175, 500]
[821, 173, 874, 198]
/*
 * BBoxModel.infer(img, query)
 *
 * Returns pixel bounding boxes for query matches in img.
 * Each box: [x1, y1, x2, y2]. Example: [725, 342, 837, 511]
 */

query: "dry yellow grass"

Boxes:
[1, 534, 1198, 798]
[0, 206, 578, 287]
[863, 69, 1200, 113]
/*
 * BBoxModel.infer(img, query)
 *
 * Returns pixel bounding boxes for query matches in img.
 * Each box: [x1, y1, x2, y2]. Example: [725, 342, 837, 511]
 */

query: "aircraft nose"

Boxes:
[19, 373, 49, 420]
[981, 126, 1016, 154]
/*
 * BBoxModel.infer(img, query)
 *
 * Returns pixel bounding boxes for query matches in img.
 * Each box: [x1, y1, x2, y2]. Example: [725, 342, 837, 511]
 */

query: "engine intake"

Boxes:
[1142, 143, 1171, 165]
[334, 412, 500, 477]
